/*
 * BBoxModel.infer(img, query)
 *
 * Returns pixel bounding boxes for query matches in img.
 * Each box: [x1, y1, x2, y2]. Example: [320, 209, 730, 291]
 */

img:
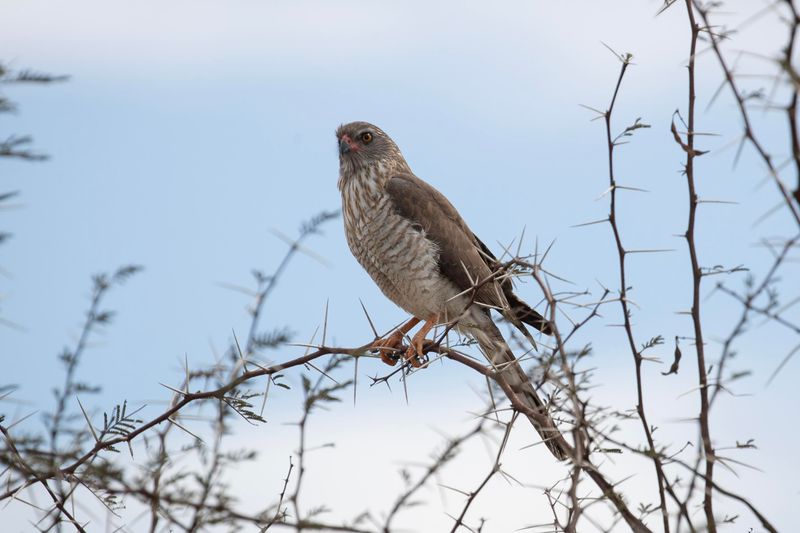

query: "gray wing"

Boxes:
[384, 173, 504, 310]
[385, 173, 553, 334]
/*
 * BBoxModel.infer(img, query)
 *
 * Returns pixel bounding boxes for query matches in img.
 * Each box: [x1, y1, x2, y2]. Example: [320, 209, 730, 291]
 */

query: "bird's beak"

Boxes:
[339, 137, 351, 155]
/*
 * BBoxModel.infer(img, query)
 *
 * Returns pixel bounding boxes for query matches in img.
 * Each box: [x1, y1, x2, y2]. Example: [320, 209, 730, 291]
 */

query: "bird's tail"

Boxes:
[505, 289, 553, 335]
[466, 316, 568, 461]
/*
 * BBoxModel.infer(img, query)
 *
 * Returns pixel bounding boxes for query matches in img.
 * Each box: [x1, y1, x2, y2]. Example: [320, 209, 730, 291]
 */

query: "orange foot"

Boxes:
[404, 314, 438, 368]
[370, 317, 420, 366]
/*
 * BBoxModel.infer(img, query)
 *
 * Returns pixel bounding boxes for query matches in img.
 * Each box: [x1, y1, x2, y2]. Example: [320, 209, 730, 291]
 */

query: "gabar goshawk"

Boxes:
[336, 121, 567, 460]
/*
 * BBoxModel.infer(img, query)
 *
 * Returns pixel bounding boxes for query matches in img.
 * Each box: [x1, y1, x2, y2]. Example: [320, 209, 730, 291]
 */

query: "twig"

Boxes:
[601, 51, 672, 533]
[679, 3, 716, 530]
[448, 414, 516, 532]
[693, 0, 800, 227]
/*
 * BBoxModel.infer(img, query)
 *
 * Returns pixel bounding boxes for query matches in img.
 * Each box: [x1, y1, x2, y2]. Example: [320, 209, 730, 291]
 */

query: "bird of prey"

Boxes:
[336, 121, 567, 460]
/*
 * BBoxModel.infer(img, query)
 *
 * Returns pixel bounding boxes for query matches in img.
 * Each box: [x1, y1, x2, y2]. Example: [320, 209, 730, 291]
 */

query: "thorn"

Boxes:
[322, 299, 330, 347]
[232, 329, 248, 374]
[359, 299, 379, 338]
[76, 397, 98, 443]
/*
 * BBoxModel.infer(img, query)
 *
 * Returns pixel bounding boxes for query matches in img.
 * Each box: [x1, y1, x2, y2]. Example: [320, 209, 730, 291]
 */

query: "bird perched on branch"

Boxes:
[336, 121, 567, 460]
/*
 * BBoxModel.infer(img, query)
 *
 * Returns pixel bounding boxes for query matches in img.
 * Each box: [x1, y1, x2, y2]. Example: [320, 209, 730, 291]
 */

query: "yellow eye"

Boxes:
[361, 132, 373, 144]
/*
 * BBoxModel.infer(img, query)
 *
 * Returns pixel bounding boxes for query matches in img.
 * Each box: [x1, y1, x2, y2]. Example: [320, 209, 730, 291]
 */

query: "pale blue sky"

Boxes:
[2, 1, 798, 531]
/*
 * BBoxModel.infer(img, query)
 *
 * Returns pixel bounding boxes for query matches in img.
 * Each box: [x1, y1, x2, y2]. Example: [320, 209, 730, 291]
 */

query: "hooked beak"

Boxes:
[339, 137, 351, 155]
[339, 134, 359, 156]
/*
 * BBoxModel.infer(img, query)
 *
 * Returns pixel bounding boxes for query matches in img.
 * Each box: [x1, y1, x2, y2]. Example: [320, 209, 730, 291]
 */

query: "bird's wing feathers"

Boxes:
[385, 174, 565, 458]
[385, 173, 553, 334]
[385, 173, 504, 309]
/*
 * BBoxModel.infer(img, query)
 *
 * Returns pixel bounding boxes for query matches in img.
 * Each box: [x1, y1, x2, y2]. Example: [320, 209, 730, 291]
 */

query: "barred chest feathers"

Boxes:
[339, 166, 463, 320]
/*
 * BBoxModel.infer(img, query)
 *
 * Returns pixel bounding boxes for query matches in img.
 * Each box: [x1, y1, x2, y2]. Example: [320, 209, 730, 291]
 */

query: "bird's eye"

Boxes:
[361, 132, 373, 144]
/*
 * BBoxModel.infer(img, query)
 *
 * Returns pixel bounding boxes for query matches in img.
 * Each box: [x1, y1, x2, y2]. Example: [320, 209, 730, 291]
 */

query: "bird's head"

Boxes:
[336, 121, 407, 178]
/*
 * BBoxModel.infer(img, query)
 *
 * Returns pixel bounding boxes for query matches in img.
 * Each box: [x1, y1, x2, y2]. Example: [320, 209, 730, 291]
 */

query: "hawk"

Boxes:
[336, 121, 567, 460]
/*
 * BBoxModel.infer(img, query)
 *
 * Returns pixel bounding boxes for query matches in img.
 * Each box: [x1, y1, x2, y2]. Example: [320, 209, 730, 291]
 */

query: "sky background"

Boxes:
[2, 0, 799, 531]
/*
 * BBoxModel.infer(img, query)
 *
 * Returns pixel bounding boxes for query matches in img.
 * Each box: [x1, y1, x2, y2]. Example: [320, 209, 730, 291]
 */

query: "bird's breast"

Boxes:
[340, 171, 460, 318]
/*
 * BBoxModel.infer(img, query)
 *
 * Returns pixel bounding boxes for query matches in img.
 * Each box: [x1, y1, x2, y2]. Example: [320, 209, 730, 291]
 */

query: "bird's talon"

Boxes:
[403, 315, 438, 369]
[404, 340, 430, 368]
[370, 330, 407, 367]
[379, 350, 400, 366]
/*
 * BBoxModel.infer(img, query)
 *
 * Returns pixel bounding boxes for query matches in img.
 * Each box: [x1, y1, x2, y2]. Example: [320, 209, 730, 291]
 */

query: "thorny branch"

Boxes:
[2, 208, 789, 533]
[382, 421, 486, 533]
[600, 50, 672, 533]
[677, 3, 715, 531]
[447, 413, 517, 533]
[691, 0, 800, 227]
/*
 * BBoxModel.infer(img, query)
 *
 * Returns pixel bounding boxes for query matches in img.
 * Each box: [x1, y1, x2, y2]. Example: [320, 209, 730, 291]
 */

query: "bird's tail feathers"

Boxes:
[505, 290, 553, 335]
[468, 319, 568, 461]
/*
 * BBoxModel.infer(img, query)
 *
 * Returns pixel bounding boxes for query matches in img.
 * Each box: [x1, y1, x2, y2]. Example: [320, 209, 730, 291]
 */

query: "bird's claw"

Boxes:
[404, 315, 438, 368]
[370, 335, 430, 368]
[404, 339, 432, 368]
[380, 352, 401, 366]
[370, 331, 405, 367]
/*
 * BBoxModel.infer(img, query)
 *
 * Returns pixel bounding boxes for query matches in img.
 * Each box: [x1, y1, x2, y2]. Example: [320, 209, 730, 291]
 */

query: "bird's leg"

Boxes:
[405, 314, 439, 368]
[370, 317, 421, 366]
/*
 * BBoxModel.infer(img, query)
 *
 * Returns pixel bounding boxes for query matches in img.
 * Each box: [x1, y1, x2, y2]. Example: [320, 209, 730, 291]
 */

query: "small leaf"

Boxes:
[662, 337, 682, 376]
